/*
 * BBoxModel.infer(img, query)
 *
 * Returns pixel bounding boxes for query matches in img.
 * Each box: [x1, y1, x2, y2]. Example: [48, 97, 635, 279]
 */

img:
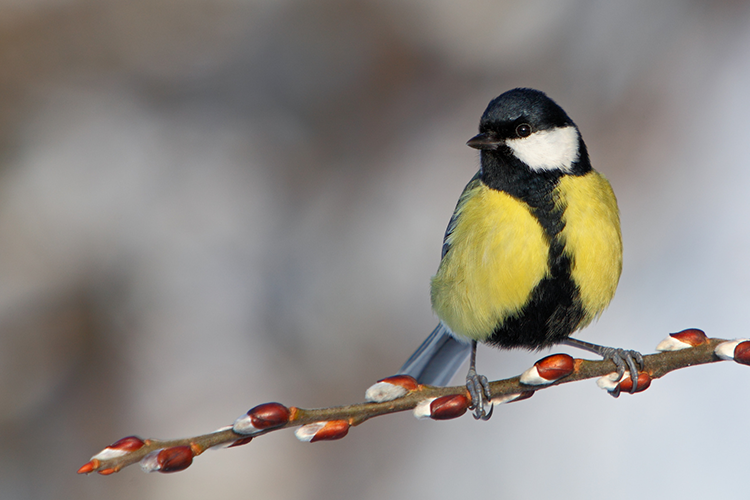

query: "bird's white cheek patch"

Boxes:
[506, 126, 580, 172]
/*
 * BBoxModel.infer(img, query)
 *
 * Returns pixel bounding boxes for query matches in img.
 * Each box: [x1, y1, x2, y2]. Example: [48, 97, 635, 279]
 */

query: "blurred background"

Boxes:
[1, 0, 749, 498]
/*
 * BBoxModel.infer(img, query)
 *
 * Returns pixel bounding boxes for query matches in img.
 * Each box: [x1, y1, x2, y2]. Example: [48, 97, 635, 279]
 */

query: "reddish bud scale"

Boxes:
[671, 328, 708, 347]
[91, 435, 148, 463]
[98, 468, 116, 476]
[492, 390, 535, 405]
[429, 394, 469, 420]
[77, 460, 97, 474]
[365, 375, 419, 403]
[310, 420, 350, 442]
[510, 391, 535, 403]
[376, 375, 419, 391]
[248, 402, 291, 430]
[734, 341, 750, 365]
[618, 372, 652, 393]
[157, 446, 194, 473]
[535, 353, 575, 381]
[228, 437, 253, 448]
[109, 436, 145, 453]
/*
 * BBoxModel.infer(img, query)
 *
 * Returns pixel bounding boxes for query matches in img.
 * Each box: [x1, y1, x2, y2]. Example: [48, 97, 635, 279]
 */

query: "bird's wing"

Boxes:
[441, 171, 482, 259]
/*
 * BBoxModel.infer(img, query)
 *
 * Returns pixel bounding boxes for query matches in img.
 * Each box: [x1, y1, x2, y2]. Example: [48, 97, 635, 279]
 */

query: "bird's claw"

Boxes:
[602, 347, 644, 397]
[466, 369, 493, 420]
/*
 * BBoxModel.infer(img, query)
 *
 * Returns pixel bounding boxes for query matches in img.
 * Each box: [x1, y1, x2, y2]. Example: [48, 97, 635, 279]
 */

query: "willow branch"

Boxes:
[77, 331, 749, 476]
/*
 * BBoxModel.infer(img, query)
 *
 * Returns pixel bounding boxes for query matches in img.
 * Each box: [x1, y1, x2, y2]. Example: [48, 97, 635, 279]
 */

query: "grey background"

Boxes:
[1, 1, 749, 499]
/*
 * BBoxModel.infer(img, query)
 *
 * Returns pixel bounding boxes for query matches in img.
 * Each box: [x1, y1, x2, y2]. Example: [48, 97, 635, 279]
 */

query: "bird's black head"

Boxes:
[468, 88, 591, 184]
[480, 88, 573, 133]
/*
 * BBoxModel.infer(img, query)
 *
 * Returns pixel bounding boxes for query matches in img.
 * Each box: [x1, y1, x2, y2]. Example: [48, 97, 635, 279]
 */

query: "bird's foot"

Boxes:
[466, 369, 493, 420]
[561, 338, 645, 397]
[598, 347, 644, 397]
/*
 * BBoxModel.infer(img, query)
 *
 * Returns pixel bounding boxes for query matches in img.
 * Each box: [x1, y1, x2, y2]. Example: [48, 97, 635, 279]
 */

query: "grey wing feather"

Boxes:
[398, 323, 471, 386]
[440, 171, 481, 259]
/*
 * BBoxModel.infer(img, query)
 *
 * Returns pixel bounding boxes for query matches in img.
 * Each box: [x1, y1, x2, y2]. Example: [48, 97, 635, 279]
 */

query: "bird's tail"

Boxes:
[398, 323, 471, 386]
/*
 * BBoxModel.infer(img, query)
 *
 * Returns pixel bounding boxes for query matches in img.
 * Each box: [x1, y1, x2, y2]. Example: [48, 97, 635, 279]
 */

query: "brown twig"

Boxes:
[77, 332, 749, 476]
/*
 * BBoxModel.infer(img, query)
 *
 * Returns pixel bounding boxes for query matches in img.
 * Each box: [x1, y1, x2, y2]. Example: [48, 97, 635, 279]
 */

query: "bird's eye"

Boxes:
[515, 123, 532, 138]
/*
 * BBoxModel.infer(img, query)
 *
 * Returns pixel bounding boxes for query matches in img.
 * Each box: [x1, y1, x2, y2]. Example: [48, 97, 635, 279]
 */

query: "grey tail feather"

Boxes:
[398, 323, 471, 386]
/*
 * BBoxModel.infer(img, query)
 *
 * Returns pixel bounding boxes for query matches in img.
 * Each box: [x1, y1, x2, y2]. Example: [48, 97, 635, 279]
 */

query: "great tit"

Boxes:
[399, 88, 642, 419]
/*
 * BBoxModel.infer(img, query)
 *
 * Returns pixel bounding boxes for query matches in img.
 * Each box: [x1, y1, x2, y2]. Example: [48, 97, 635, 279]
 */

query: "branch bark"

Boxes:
[77, 333, 748, 476]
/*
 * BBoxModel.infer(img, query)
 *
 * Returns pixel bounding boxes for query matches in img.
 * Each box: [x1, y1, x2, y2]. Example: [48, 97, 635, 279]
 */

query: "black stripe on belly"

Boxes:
[486, 253, 585, 350]
[486, 184, 586, 350]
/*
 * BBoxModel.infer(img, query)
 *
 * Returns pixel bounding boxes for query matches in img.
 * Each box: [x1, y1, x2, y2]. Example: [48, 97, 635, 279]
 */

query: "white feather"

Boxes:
[506, 125, 580, 172]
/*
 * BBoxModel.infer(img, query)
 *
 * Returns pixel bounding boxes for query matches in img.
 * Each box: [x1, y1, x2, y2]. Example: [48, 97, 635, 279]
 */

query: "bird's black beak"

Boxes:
[466, 132, 502, 150]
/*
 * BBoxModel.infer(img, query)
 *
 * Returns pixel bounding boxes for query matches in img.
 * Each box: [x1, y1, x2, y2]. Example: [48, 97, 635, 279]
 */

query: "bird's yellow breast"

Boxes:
[431, 171, 621, 341]
[557, 171, 622, 325]
[431, 181, 549, 340]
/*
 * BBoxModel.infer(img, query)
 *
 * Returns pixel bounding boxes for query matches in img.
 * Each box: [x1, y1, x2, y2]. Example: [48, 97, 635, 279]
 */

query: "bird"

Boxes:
[398, 88, 642, 419]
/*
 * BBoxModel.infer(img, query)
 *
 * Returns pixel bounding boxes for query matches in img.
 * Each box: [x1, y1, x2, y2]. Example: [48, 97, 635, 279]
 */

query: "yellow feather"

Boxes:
[557, 171, 622, 325]
[431, 171, 622, 343]
[431, 182, 549, 340]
